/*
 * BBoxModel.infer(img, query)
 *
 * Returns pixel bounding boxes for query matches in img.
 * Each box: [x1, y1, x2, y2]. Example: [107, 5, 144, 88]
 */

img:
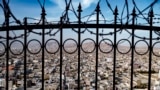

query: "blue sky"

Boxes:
[0, 0, 160, 46]
[2, 0, 159, 22]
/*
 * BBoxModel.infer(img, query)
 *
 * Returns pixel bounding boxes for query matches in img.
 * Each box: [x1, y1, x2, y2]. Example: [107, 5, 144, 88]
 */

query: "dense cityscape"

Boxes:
[0, 42, 160, 90]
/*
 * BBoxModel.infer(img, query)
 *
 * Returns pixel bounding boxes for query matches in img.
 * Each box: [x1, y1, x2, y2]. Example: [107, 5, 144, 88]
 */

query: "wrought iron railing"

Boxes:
[0, 0, 160, 90]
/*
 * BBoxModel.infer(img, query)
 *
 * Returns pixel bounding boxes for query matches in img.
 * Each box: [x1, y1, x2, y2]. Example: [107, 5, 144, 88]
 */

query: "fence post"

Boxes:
[95, 2, 100, 90]
[60, 16, 63, 90]
[77, 3, 82, 90]
[113, 6, 118, 90]
[41, 7, 46, 90]
[24, 17, 27, 90]
[148, 8, 154, 90]
[131, 7, 136, 90]
[5, 5, 10, 90]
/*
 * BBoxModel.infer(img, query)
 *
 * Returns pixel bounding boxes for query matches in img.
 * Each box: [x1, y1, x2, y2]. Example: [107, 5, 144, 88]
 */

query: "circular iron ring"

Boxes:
[152, 41, 160, 57]
[135, 40, 149, 55]
[99, 39, 113, 53]
[0, 42, 6, 56]
[81, 38, 96, 53]
[27, 39, 42, 54]
[117, 39, 132, 54]
[45, 39, 60, 54]
[10, 40, 24, 55]
[63, 38, 78, 54]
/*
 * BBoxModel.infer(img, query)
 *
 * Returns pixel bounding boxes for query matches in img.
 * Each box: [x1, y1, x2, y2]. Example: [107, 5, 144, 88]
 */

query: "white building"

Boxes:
[153, 70, 160, 90]
[0, 78, 5, 88]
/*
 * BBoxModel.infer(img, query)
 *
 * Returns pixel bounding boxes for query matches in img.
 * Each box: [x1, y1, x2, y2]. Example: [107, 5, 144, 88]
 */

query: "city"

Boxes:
[0, 42, 160, 90]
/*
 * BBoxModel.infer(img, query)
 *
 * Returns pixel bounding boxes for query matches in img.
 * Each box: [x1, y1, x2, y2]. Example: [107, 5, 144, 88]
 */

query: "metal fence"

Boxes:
[0, 0, 160, 90]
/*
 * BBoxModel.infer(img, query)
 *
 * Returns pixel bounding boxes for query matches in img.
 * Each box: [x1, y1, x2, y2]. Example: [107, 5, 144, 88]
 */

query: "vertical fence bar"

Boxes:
[113, 6, 118, 90]
[131, 8, 136, 90]
[5, 7, 10, 90]
[148, 8, 153, 90]
[24, 17, 27, 90]
[77, 3, 82, 90]
[41, 7, 46, 90]
[60, 17, 63, 90]
[95, 3, 100, 90]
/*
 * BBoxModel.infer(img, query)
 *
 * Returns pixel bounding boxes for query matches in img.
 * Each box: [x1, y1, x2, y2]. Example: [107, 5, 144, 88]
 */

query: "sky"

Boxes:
[0, 0, 160, 48]
[1, 0, 159, 22]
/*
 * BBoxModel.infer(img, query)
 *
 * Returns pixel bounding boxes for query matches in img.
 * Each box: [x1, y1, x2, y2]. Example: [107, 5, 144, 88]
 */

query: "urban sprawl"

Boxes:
[0, 45, 160, 90]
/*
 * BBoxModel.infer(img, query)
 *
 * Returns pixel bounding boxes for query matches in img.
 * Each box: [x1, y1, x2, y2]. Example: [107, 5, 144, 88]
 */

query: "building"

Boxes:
[0, 78, 5, 90]
[153, 70, 160, 90]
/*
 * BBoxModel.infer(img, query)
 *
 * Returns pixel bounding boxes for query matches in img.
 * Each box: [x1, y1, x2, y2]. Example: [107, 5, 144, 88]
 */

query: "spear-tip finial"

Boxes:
[77, 3, 82, 12]
[95, 2, 100, 12]
[114, 6, 118, 15]
[149, 8, 154, 17]
[132, 7, 136, 16]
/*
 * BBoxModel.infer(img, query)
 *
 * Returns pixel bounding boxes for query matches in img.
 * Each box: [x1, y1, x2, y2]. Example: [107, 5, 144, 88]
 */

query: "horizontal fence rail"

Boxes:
[1, 24, 160, 31]
[0, 0, 160, 90]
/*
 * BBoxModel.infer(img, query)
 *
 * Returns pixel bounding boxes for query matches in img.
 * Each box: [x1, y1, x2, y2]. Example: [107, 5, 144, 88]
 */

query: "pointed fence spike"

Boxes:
[149, 8, 154, 17]
[95, 2, 100, 12]
[114, 6, 118, 15]
[132, 7, 136, 16]
[77, 3, 82, 12]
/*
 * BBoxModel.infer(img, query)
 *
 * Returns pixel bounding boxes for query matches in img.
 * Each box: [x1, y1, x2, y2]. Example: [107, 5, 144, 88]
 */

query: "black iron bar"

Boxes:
[24, 17, 27, 90]
[95, 2, 100, 90]
[131, 7, 136, 90]
[6, 8, 9, 90]
[60, 17, 63, 90]
[1, 24, 160, 31]
[77, 3, 82, 90]
[148, 8, 154, 90]
[41, 7, 46, 90]
[113, 6, 118, 90]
